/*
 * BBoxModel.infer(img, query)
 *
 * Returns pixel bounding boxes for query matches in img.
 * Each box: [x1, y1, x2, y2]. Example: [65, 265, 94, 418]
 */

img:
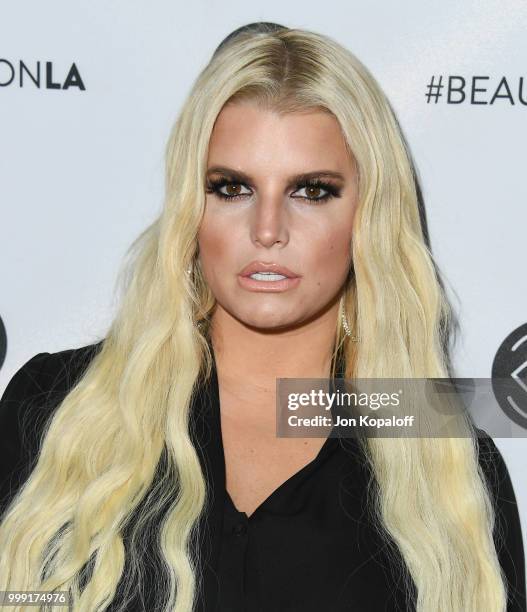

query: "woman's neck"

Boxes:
[208, 304, 338, 414]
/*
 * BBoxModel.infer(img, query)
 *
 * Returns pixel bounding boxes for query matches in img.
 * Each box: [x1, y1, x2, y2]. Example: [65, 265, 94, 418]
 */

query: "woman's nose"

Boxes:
[249, 192, 290, 248]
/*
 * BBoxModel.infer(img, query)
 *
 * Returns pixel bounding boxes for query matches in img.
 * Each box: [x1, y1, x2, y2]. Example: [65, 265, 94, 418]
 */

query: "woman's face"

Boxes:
[198, 100, 359, 334]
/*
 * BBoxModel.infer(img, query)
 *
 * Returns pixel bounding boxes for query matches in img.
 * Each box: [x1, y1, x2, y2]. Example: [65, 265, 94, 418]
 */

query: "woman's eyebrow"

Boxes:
[206, 165, 346, 187]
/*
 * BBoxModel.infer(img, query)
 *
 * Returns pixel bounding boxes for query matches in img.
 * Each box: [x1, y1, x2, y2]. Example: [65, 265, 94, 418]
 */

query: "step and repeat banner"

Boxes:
[1, 0, 526, 563]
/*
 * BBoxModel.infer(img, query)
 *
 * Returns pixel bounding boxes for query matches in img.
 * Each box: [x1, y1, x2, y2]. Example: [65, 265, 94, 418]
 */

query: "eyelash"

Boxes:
[205, 178, 341, 204]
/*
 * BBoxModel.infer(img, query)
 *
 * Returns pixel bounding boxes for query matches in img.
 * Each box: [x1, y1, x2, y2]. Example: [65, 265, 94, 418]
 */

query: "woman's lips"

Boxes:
[239, 260, 300, 278]
[237, 274, 301, 292]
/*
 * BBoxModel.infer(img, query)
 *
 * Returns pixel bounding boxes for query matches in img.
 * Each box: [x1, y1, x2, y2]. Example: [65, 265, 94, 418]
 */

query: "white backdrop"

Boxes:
[1, 0, 526, 584]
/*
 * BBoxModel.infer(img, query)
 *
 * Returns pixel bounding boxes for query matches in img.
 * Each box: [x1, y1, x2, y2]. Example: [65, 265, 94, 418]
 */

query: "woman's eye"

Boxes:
[208, 181, 252, 200]
[293, 185, 330, 201]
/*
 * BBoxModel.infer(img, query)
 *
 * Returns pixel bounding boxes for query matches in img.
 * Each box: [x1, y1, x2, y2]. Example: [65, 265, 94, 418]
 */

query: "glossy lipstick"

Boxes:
[238, 261, 301, 292]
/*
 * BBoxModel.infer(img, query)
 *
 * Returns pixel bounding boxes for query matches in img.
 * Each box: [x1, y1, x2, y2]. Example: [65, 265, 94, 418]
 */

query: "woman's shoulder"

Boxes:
[474, 426, 522, 512]
[3, 341, 102, 395]
[0, 341, 103, 515]
[474, 427, 526, 611]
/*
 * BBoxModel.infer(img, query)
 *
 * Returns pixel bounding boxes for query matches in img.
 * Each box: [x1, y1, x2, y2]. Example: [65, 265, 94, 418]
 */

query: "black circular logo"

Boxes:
[491, 323, 527, 429]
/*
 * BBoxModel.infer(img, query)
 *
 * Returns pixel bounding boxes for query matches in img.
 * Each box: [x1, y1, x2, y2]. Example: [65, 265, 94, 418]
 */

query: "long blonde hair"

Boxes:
[0, 24, 507, 611]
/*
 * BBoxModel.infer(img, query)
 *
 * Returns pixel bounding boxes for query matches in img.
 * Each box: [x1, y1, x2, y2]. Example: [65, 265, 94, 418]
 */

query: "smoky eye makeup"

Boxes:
[204, 174, 343, 204]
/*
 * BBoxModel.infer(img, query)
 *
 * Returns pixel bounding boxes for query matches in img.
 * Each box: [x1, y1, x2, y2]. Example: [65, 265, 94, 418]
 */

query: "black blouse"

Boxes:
[0, 342, 525, 611]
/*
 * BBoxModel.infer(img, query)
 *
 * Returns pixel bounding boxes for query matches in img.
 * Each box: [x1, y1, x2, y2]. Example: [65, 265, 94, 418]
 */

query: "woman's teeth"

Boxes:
[249, 272, 288, 281]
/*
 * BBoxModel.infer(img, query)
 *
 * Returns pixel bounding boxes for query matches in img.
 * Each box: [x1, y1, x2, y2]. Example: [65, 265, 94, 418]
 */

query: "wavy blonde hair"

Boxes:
[0, 24, 508, 611]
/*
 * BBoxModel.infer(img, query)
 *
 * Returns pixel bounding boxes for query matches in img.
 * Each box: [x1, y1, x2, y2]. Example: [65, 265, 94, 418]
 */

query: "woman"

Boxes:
[0, 22, 525, 612]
